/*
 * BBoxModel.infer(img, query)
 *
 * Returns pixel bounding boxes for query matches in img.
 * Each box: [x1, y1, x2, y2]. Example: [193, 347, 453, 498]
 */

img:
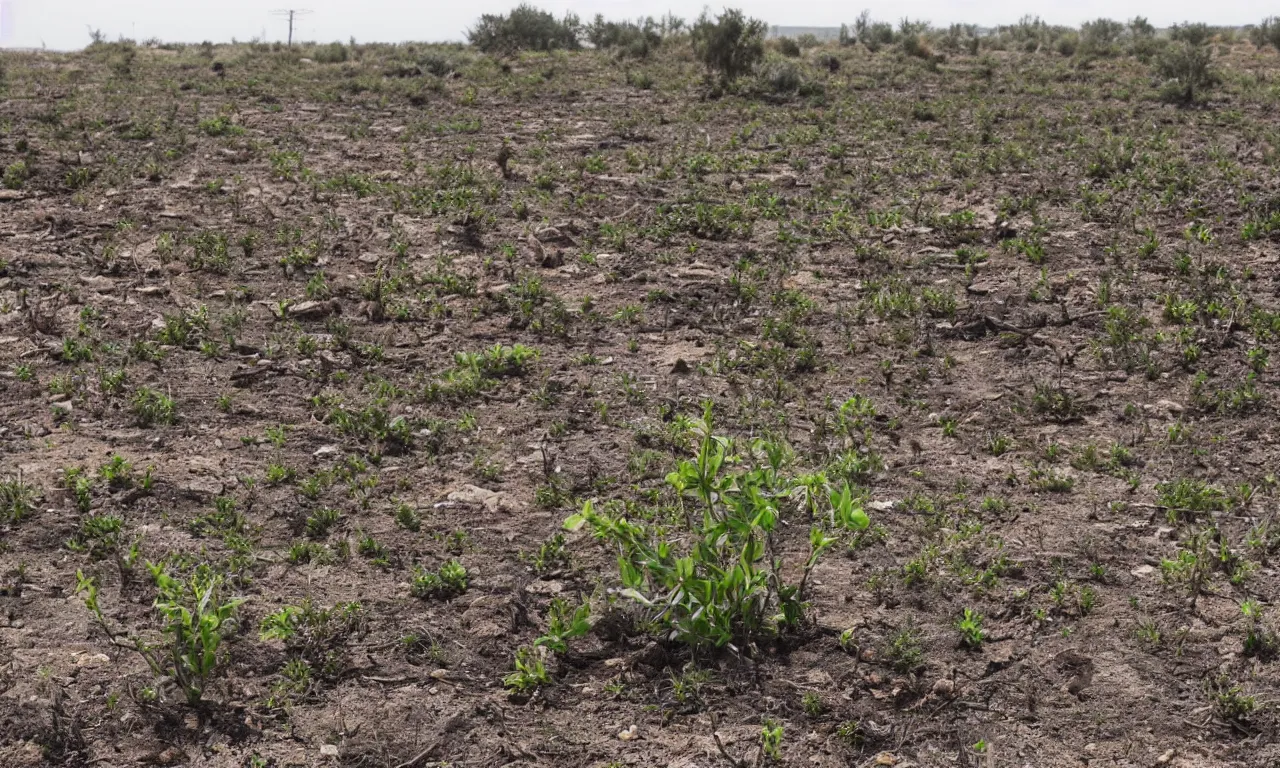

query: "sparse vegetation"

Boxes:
[0, 15, 1277, 767]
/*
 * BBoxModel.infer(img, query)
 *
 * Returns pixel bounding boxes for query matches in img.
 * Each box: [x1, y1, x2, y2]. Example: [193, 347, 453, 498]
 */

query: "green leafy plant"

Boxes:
[503, 644, 551, 694]
[97, 454, 134, 490]
[1206, 675, 1256, 721]
[757, 719, 784, 761]
[883, 621, 925, 671]
[77, 563, 244, 706]
[956, 608, 985, 649]
[0, 475, 36, 523]
[198, 115, 244, 137]
[1240, 600, 1277, 659]
[565, 408, 868, 650]
[132, 387, 176, 426]
[394, 502, 421, 532]
[304, 507, 341, 538]
[523, 532, 570, 575]
[66, 514, 124, 559]
[410, 559, 469, 599]
[3, 159, 30, 189]
[1156, 478, 1227, 522]
[534, 597, 592, 653]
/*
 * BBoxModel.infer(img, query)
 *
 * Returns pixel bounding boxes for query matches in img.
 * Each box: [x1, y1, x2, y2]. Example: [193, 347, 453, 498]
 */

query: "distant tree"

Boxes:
[776, 37, 801, 57]
[1079, 18, 1125, 56]
[1128, 17, 1155, 38]
[585, 15, 663, 58]
[468, 4, 582, 54]
[1157, 41, 1218, 106]
[850, 10, 896, 52]
[1169, 23, 1216, 47]
[1252, 17, 1280, 49]
[690, 8, 767, 83]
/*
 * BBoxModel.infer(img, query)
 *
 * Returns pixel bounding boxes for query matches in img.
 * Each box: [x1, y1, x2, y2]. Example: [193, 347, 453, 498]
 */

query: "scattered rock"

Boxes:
[446, 484, 516, 513]
[1156, 748, 1175, 764]
[313, 445, 340, 458]
[534, 226, 565, 243]
[1155, 399, 1185, 414]
[139, 746, 187, 766]
[79, 275, 116, 293]
[286, 299, 341, 319]
[466, 620, 506, 639]
[1131, 564, 1155, 577]
[72, 652, 111, 668]
[525, 580, 564, 596]
[984, 640, 1016, 674]
[320, 744, 340, 757]
[180, 477, 224, 498]
[448, 485, 498, 505]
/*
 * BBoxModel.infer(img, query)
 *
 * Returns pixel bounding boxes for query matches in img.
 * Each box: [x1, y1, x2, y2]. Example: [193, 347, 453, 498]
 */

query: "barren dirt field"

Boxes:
[2, 32, 1280, 768]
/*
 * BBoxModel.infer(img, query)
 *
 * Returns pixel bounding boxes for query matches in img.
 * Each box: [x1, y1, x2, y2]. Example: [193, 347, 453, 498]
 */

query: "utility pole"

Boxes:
[271, 9, 312, 46]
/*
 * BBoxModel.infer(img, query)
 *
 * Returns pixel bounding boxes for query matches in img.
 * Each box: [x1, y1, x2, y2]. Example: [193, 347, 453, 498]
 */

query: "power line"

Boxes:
[270, 9, 312, 46]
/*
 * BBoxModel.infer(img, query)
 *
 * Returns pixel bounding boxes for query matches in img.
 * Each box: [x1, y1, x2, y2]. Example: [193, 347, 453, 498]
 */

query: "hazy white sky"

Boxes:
[0, 0, 1267, 51]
